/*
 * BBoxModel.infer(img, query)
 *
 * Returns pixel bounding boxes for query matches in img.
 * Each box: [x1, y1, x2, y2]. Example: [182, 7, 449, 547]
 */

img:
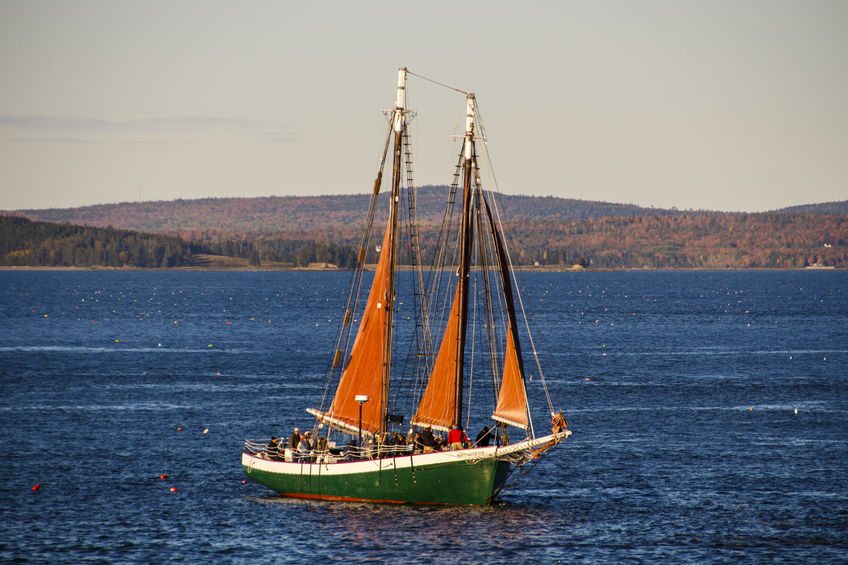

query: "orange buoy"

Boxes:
[32, 483, 41, 492]
[241, 479, 247, 485]
[169, 486, 177, 493]
[159, 474, 169, 480]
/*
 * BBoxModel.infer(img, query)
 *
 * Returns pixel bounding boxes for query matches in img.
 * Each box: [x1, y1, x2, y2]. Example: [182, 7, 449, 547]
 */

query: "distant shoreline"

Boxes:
[1, 265, 841, 273]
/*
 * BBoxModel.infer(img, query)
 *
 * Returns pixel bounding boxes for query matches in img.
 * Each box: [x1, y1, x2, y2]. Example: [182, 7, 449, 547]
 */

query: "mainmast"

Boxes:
[410, 83, 533, 434]
[453, 93, 477, 428]
[381, 66, 407, 432]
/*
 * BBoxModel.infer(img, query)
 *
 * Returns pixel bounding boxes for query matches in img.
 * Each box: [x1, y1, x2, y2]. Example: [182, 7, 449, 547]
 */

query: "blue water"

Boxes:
[1, 270, 846, 562]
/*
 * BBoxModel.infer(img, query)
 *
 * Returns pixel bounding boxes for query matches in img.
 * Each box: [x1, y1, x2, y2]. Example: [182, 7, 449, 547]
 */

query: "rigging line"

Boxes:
[475, 102, 555, 419]
[319, 183, 374, 410]
[477, 169, 534, 440]
[397, 134, 428, 412]
[402, 130, 435, 377]
[317, 118, 394, 418]
[407, 70, 470, 95]
[472, 163, 501, 407]
[467, 271, 476, 429]
[475, 191, 495, 393]
[432, 151, 464, 334]
[493, 193, 554, 420]
[397, 139, 426, 417]
[412, 151, 463, 411]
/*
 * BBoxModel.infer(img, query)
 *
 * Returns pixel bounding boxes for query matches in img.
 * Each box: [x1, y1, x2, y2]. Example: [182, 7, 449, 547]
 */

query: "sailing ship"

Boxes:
[242, 68, 571, 505]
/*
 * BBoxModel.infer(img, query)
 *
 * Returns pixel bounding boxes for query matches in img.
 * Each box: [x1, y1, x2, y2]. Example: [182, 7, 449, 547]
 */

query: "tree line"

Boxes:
[0, 216, 192, 268]
[2, 211, 845, 270]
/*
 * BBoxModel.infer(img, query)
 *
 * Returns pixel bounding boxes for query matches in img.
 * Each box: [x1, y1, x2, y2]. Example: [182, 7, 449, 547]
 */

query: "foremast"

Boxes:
[309, 67, 409, 437]
[381, 67, 407, 433]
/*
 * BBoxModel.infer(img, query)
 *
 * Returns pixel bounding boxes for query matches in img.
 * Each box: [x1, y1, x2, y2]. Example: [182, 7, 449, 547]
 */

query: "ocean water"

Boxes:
[1, 270, 846, 563]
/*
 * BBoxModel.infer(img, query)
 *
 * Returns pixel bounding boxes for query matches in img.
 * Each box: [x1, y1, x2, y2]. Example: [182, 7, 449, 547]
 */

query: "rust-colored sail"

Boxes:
[411, 284, 462, 432]
[319, 218, 393, 435]
[492, 324, 529, 429]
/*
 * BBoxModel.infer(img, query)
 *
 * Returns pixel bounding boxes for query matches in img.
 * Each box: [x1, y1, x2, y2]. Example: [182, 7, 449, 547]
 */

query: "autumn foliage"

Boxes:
[3, 189, 846, 269]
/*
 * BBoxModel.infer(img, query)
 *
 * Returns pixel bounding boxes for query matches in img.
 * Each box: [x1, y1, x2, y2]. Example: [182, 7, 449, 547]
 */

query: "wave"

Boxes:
[0, 345, 249, 354]
[0, 401, 192, 412]
[548, 349, 847, 357]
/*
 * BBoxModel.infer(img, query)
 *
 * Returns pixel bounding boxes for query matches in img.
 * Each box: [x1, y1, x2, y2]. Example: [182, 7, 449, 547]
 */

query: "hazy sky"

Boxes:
[1, 0, 846, 212]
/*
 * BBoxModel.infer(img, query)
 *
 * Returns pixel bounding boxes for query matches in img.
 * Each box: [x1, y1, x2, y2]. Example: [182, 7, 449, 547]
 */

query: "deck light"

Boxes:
[355, 395, 369, 448]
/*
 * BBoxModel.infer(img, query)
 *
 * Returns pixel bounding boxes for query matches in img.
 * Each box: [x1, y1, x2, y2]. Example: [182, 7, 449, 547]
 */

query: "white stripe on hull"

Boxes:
[243, 431, 569, 477]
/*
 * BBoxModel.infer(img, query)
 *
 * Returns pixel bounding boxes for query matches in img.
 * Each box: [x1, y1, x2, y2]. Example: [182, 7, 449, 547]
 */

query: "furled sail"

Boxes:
[411, 284, 462, 432]
[310, 216, 394, 435]
[492, 324, 529, 429]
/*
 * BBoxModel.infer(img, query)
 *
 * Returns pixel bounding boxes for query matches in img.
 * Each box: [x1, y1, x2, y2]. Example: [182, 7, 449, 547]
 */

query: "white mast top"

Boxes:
[464, 93, 475, 160]
[393, 67, 407, 133]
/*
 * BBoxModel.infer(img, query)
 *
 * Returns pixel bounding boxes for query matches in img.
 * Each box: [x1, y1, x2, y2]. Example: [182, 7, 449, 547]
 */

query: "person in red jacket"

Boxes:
[446, 425, 469, 450]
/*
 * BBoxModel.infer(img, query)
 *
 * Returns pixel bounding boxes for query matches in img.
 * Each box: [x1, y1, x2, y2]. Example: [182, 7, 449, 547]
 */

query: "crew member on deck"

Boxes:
[297, 431, 313, 461]
[421, 426, 436, 453]
[475, 425, 492, 447]
[552, 412, 568, 434]
[266, 436, 280, 460]
[447, 425, 469, 450]
[289, 427, 301, 450]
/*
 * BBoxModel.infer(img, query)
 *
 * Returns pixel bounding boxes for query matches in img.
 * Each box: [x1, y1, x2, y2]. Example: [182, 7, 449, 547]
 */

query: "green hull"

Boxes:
[243, 455, 511, 506]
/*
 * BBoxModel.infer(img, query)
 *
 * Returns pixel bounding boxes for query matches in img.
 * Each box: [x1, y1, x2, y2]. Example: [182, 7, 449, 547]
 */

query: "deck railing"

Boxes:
[244, 438, 415, 463]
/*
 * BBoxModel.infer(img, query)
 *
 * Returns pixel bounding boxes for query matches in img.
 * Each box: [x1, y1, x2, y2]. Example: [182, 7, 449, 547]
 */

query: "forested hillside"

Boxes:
[0, 216, 194, 267]
[3, 191, 847, 269]
[507, 213, 847, 268]
[7, 187, 678, 237]
[769, 201, 848, 215]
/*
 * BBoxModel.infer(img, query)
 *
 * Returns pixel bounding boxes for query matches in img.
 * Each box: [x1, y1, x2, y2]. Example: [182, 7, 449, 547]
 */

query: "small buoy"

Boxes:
[31, 483, 41, 492]
[207, 344, 214, 348]
[241, 479, 248, 485]
[176, 426, 184, 432]
[159, 474, 169, 480]
[583, 377, 592, 381]
[169, 486, 177, 493]
[113, 339, 120, 343]
[157, 342, 162, 347]
[42, 314, 48, 318]
[202, 428, 209, 434]
[793, 408, 798, 415]
[215, 371, 222, 377]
